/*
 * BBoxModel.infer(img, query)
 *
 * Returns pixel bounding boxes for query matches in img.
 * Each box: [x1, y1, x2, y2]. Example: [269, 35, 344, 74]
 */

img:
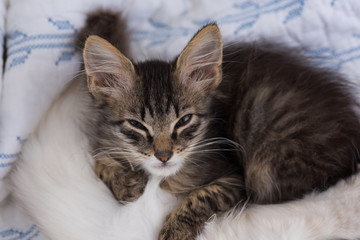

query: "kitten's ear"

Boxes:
[83, 35, 135, 101]
[176, 24, 223, 92]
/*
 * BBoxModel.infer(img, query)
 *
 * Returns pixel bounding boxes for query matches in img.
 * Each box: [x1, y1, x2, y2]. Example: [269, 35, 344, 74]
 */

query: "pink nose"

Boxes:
[155, 151, 173, 163]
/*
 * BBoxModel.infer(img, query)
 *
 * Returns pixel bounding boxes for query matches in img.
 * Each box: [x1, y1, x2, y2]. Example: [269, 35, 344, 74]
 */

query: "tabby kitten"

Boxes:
[79, 11, 360, 240]
[79, 11, 244, 240]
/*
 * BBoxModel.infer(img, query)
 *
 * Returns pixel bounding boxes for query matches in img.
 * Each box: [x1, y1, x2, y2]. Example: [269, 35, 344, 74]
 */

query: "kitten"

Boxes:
[79, 12, 244, 239]
[78, 10, 360, 240]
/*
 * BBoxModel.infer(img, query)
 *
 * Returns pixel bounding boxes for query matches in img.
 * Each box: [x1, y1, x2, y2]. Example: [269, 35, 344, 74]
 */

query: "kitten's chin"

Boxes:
[144, 156, 184, 178]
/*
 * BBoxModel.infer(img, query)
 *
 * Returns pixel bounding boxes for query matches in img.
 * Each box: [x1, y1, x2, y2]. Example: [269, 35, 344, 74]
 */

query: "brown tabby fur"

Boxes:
[77, 10, 360, 240]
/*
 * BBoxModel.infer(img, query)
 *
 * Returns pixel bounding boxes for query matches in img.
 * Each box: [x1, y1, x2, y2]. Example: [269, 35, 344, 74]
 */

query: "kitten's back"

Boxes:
[219, 43, 360, 202]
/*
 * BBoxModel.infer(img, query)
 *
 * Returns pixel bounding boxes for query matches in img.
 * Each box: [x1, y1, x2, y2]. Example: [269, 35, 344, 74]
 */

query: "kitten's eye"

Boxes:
[175, 114, 193, 128]
[128, 119, 147, 131]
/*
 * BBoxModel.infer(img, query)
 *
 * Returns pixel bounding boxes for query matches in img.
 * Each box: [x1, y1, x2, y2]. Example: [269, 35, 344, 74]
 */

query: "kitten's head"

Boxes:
[83, 24, 223, 177]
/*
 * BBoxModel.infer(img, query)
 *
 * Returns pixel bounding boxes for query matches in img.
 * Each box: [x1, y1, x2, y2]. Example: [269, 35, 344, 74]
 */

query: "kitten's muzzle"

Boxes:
[155, 151, 173, 163]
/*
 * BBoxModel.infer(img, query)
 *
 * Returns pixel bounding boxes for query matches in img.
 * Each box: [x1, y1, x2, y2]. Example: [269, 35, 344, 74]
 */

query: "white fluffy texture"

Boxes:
[198, 175, 360, 240]
[3, 0, 360, 239]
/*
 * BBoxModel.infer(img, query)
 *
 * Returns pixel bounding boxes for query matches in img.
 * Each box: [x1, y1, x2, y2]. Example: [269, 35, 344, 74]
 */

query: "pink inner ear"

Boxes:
[97, 73, 116, 87]
[90, 70, 135, 99]
[185, 64, 217, 81]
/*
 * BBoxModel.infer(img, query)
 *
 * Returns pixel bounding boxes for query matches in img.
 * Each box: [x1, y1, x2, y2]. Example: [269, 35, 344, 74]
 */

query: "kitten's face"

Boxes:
[84, 25, 223, 177]
[98, 62, 212, 177]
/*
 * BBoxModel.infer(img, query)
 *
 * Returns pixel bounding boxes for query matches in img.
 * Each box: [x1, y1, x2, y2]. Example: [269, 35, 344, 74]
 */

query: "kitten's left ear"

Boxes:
[176, 24, 223, 92]
[83, 35, 136, 102]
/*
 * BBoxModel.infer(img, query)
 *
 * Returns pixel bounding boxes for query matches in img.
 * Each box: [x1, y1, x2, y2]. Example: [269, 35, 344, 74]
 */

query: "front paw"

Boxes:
[95, 160, 148, 202]
[158, 215, 197, 240]
[111, 168, 148, 202]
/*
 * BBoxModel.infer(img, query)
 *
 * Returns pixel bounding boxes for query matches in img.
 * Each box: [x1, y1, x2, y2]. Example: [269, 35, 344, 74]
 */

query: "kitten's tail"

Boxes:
[76, 9, 131, 56]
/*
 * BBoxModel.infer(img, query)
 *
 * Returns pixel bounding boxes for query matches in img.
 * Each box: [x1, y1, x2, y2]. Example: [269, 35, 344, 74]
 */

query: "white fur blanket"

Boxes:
[1, 0, 360, 239]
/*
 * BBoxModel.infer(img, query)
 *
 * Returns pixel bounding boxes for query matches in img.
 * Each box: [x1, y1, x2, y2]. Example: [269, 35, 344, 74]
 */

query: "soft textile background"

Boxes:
[1, 0, 360, 238]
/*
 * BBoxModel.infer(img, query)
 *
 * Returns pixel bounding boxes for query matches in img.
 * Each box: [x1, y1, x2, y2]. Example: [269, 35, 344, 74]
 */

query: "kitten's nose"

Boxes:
[155, 151, 173, 163]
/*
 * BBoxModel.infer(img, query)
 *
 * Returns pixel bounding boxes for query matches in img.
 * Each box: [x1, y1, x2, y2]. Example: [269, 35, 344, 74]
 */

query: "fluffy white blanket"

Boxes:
[1, 0, 360, 239]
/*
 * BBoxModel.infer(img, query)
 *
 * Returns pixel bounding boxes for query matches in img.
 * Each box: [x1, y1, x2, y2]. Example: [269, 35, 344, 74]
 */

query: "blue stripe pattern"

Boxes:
[0, 225, 40, 240]
[132, 0, 359, 72]
[0, 152, 19, 160]
[6, 18, 77, 70]
[133, 0, 306, 48]
[309, 44, 360, 70]
[0, 136, 24, 167]
[0, 162, 14, 168]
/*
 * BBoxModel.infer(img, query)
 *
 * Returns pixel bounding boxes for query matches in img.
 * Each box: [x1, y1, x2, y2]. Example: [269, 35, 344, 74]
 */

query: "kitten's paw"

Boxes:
[158, 215, 197, 240]
[111, 168, 148, 202]
[95, 161, 148, 202]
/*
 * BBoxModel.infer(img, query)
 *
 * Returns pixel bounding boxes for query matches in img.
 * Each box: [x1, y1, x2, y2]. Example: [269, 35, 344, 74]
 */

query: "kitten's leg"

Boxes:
[244, 157, 312, 203]
[158, 175, 245, 240]
[95, 158, 148, 202]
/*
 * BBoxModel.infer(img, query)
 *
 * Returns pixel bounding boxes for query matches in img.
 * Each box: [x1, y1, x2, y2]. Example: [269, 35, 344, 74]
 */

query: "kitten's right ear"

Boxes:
[83, 35, 135, 101]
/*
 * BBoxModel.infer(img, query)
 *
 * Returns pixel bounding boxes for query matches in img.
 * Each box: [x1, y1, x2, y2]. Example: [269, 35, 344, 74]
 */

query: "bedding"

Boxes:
[1, 0, 360, 239]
